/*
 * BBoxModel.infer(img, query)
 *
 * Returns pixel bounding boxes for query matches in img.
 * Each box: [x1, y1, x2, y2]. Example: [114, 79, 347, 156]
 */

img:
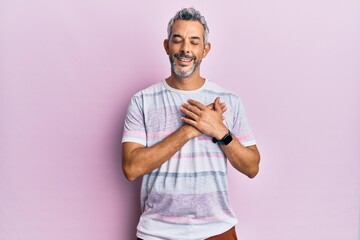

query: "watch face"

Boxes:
[223, 134, 233, 145]
[213, 131, 233, 145]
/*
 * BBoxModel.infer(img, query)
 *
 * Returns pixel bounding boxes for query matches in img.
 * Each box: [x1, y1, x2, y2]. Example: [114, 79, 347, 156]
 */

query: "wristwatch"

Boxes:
[212, 130, 233, 145]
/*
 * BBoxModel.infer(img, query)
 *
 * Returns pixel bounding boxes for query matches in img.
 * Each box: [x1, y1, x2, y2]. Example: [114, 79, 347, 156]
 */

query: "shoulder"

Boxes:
[205, 80, 240, 101]
[131, 81, 166, 99]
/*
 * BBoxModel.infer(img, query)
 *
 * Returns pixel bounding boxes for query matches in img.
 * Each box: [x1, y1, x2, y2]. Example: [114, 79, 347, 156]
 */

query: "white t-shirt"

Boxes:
[122, 79, 256, 240]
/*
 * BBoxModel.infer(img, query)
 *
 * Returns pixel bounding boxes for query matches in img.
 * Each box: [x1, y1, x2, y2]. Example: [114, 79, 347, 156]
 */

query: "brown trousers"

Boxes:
[137, 226, 237, 240]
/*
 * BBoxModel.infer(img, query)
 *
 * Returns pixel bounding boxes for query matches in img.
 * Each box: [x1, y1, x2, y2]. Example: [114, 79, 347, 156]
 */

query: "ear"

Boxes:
[163, 39, 169, 55]
[202, 42, 211, 58]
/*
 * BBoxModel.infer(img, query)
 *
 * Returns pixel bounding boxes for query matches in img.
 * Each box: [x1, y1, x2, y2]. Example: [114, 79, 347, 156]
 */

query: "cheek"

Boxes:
[169, 44, 180, 52]
[196, 50, 205, 60]
[196, 47, 205, 56]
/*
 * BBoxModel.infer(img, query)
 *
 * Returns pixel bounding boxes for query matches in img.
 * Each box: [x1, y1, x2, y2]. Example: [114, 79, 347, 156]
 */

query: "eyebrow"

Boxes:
[172, 34, 201, 40]
[172, 34, 183, 39]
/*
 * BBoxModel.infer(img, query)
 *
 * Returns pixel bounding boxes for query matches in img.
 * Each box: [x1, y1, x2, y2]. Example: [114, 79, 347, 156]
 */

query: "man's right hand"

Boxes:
[181, 98, 227, 139]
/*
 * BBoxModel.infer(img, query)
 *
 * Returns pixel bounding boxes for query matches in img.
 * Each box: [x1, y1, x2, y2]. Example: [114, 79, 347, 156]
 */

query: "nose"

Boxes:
[180, 40, 190, 53]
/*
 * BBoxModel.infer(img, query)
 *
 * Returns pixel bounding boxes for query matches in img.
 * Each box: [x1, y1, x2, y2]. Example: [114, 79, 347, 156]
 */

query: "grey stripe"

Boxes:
[134, 89, 237, 99]
[142, 171, 228, 195]
[147, 171, 226, 178]
[143, 190, 233, 220]
[202, 89, 238, 97]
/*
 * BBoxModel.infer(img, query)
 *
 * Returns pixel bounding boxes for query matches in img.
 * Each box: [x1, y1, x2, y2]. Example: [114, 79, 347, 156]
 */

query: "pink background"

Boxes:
[1, 0, 359, 239]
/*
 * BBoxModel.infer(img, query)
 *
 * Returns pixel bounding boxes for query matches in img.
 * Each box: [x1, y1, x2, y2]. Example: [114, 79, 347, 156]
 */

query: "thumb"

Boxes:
[214, 97, 221, 112]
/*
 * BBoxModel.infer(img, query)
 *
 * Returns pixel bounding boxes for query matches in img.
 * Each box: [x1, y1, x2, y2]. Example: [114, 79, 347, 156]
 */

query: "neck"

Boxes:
[166, 70, 205, 91]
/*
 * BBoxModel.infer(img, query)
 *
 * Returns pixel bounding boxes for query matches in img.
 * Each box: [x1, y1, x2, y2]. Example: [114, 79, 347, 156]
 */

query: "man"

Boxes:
[122, 7, 260, 240]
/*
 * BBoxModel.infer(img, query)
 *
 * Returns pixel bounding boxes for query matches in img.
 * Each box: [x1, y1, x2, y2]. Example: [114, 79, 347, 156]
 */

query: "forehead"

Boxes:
[171, 20, 204, 39]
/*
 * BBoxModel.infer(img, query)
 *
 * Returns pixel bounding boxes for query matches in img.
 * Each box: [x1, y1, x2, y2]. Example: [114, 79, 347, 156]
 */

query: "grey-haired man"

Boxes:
[122, 7, 260, 240]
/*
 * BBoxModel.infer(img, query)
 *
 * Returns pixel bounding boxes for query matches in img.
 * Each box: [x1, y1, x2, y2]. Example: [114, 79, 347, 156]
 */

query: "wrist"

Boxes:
[213, 126, 229, 140]
[212, 130, 233, 145]
[181, 124, 199, 139]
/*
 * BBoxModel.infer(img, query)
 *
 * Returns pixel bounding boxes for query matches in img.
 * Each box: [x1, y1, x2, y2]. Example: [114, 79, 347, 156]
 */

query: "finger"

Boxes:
[181, 117, 197, 127]
[220, 102, 227, 113]
[182, 103, 202, 116]
[214, 97, 221, 112]
[207, 101, 226, 112]
[180, 106, 199, 120]
[206, 103, 215, 110]
[187, 99, 206, 110]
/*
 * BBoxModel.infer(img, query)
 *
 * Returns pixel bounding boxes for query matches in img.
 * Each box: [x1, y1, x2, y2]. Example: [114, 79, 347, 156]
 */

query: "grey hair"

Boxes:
[167, 7, 209, 43]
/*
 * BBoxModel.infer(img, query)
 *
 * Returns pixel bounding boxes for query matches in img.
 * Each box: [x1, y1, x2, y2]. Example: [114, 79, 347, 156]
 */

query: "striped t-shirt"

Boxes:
[122, 79, 256, 240]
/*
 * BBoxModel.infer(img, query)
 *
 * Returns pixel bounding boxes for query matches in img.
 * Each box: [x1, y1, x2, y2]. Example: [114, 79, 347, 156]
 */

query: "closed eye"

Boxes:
[172, 39, 182, 44]
[191, 36, 201, 45]
[172, 34, 183, 44]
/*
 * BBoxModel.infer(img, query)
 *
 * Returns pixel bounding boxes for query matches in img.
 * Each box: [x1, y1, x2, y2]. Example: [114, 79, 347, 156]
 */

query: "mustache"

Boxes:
[174, 53, 196, 60]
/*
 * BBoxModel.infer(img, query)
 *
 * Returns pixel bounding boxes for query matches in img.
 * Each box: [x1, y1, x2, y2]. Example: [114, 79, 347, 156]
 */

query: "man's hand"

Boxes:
[181, 98, 227, 139]
[180, 97, 229, 140]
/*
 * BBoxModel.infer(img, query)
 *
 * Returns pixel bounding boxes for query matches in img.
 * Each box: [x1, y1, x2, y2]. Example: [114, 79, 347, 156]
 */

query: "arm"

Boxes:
[219, 139, 260, 178]
[122, 101, 227, 181]
[122, 124, 199, 181]
[180, 97, 260, 178]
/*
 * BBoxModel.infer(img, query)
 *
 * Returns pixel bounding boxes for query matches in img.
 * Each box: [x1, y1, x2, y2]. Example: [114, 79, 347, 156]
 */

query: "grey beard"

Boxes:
[170, 56, 201, 78]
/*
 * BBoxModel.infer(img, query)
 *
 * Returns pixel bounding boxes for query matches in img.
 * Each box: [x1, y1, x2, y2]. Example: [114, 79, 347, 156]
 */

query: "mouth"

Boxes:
[174, 54, 195, 65]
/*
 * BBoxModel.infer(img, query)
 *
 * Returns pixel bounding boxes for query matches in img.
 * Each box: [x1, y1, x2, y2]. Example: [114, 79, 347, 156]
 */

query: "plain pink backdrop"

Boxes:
[1, 0, 359, 239]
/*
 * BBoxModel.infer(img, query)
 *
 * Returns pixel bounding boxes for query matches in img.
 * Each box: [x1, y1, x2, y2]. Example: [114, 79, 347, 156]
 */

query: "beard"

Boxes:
[170, 53, 201, 78]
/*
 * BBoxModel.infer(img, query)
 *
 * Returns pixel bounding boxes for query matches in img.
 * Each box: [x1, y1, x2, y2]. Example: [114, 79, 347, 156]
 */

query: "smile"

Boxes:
[178, 57, 193, 63]
[174, 54, 195, 62]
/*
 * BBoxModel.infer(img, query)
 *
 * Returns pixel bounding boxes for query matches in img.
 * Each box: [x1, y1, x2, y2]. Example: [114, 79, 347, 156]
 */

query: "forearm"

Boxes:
[220, 137, 260, 178]
[122, 125, 194, 181]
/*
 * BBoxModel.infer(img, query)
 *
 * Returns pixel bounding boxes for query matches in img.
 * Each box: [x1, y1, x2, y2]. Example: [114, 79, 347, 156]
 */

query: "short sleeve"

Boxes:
[122, 95, 147, 146]
[231, 97, 256, 147]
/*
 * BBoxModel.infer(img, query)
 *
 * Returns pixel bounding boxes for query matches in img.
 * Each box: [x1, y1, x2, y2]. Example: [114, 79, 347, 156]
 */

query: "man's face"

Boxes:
[164, 20, 210, 78]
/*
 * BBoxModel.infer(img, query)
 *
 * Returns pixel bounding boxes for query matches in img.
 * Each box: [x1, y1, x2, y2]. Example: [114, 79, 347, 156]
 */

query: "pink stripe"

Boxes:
[198, 136, 212, 141]
[146, 130, 175, 138]
[146, 133, 213, 140]
[235, 134, 254, 141]
[172, 152, 225, 159]
[123, 130, 145, 138]
[145, 211, 234, 224]
[125, 131, 254, 143]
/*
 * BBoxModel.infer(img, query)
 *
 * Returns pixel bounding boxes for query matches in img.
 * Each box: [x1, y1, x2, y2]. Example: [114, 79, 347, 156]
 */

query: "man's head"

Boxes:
[164, 8, 211, 78]
[167, 8, 209, 44]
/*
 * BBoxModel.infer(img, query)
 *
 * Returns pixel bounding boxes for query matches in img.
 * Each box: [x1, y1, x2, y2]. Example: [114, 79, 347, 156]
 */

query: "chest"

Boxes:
[143, 93, 234, 141]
